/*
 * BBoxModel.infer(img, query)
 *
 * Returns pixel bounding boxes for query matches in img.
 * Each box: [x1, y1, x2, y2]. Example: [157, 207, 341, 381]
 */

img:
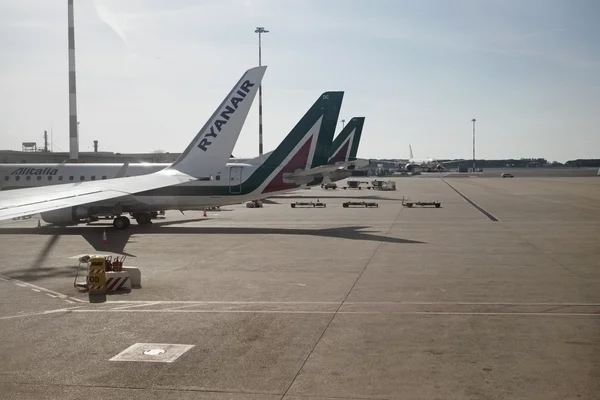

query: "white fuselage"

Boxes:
[408, 158, 438, 167]
[0, 160, 317, 213]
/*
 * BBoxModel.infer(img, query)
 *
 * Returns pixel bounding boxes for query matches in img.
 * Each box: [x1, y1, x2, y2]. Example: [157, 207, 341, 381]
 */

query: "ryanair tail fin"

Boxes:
[246, 92, 344, 194]
[328, 117, 365, 165]
[409, 144, 414, 159]
[170, 66, 267, 177]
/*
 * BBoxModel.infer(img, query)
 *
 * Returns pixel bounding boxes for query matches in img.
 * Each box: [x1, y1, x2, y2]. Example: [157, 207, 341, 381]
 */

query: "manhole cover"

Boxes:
[110, 343, 194, 363]
[143, 349, 166, 356]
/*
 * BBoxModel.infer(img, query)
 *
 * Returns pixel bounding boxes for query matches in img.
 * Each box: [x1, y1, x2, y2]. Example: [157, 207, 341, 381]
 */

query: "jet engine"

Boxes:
[41, 207, 91, 225]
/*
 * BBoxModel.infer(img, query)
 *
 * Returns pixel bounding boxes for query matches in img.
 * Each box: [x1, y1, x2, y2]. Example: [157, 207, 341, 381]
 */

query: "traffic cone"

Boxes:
[102, 229, 108, 244]
[203, 208, 207, 217]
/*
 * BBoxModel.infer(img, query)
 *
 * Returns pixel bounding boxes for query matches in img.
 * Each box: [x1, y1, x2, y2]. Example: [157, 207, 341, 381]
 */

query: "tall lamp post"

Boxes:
[255, 27, 269, 156]
[472, 118, 476, 172]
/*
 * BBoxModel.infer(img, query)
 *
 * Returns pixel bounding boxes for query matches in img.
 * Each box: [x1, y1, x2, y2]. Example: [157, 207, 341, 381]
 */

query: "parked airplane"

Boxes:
[0, 65, 268, 228]
[0, 117, 365, 191]
[401, 145, 463, 172]
[0, 86, 353, 230]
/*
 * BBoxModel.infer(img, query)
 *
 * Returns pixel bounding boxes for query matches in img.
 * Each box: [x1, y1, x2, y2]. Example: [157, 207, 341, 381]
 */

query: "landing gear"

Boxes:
[134, 212, 152, 225]
[113, 216, 130, 230]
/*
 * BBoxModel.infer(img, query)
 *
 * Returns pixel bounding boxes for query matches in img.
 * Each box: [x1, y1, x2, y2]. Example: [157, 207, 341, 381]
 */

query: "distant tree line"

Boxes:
[443, 158, 600, 168]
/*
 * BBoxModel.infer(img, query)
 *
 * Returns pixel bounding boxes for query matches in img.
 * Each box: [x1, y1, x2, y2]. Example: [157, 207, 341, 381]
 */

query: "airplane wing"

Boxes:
[0, 170, 195, 221]
[288, 159, 371, 178]
[0, 65, 267, 222]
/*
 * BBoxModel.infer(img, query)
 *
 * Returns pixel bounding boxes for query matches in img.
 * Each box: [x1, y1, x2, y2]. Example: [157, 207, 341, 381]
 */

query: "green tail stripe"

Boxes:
[137, 91, 344, 198]
[330, 117, 365, 162]
[348, 117, 365, 160]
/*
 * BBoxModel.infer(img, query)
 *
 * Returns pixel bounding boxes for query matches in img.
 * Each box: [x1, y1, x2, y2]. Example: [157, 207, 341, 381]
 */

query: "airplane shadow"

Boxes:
[0, 219, 424, 258]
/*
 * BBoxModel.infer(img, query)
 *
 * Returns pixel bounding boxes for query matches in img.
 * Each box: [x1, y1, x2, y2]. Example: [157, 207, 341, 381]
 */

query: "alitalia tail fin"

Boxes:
[328, 117, 365, 164]
[246, 92, 344, 194]
[170, 66, 267, 177]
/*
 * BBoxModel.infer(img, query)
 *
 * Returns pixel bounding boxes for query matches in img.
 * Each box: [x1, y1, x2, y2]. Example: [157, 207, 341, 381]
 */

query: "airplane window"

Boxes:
[15, 176, 20, 181]
[48, 176, 52, 181]
[91, 176, 96, 181]
[101, 176, 107, 180]
[69, 176, 74, 181]
[59, 176, 63, 181]
[37, 176, 42, 180]
[26, 176, 31, 181]
[3, 176, 8, 181]
[216, 175, 220, 180]
[80, 176, 84, 181]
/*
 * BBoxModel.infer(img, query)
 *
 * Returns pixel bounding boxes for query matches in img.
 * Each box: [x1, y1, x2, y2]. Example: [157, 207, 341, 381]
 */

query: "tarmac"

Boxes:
[0, 174, 599, 399]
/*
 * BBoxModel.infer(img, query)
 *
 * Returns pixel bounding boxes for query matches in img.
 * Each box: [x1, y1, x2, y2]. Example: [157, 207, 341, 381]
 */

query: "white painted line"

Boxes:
[0, 274, 84, 302]
[0, 307, 82, 321]
[0, 277, 8, 281]
[101, 300, 600, 307]
[64, 300, 75, 304]
[344, 301, 600, 306]
[105, 300, 342, 305]
[67, 309, 600, 317]
[69, 297, 86, 303]
[46, 294, 57, 299]
[111, 301, 162, 310]
[31, 289, 41, 293]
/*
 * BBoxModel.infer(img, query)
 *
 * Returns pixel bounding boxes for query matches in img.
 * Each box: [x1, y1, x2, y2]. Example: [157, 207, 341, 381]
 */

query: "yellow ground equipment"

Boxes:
[88, 256, 107, 294]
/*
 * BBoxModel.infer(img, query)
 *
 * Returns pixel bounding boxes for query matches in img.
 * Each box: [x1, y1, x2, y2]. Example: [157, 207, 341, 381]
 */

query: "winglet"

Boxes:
[170, 66, 267, 177]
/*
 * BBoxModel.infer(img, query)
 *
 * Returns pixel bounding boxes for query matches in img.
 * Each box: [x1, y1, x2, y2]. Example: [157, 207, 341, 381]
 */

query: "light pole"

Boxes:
[255, 27, 269, 155]
[472, 118, 476, 172]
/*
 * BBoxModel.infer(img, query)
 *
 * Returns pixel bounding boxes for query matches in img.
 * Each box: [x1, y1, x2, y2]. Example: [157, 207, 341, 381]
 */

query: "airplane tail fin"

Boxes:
[409, 144, 414, 159]
[246, 92, 344, 194]
[170, 66, 267, 177]
[327, 117, 365, 164]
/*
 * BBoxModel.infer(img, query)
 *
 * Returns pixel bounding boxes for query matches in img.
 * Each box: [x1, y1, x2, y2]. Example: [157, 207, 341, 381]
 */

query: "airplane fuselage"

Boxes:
[0, 160, 334, 223]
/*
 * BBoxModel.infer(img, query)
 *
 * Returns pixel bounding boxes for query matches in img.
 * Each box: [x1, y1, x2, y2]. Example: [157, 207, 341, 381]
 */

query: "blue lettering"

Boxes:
[240, 80, 254, 93]
[205, 126, 217, 138]
[214, 120, 226, 132]
[220, 105, 235, 120]
[230, 96, 243, 109]
[198, 138, 212, 151]
[196, 79, 255, 151]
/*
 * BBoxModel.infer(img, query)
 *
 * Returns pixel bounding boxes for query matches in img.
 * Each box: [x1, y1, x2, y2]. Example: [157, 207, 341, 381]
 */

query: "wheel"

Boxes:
[113, 216, 130, 230]
[291, 204, 296, 208]
[435, 203, 441, 208]
[407, 203, 413, 207]
[135, 212, 152, 225]
[343, 203, 348, 208]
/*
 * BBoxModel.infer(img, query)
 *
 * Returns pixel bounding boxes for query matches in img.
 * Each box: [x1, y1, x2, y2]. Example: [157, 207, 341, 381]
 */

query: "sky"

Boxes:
[0, 0, 599, 162]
